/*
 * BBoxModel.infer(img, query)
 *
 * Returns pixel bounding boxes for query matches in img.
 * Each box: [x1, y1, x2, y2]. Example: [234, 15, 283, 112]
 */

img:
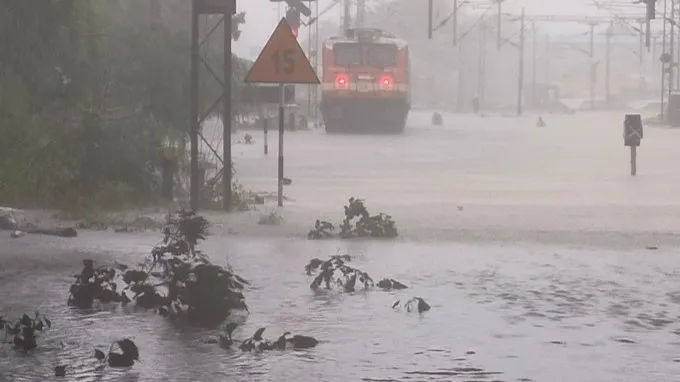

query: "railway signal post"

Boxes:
[624, 114, 643, 176]
[245, 19, 319, 207]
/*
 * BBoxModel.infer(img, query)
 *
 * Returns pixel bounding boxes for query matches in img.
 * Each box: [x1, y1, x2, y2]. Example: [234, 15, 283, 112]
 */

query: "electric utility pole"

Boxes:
[428, 0, 433, 39]
[590, 23, 596, 109]
[343, 0, 350, 35]
[605, 22, 611, 106]
[669, 0, 675, 105]
[532, 22, 537, 108]
[357, 0, 365, 28]
[517, 8, 525, 116]
[662, 0, 668, 119]
[453, 0, 458, 45]
[497, 0, 503, 50]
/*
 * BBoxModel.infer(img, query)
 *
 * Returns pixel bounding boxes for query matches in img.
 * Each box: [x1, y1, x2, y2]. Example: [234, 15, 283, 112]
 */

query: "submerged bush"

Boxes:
[305, 255, 407, 293]
[1, 312, 51, 351]
[68, 260, 126, 308]
[67, 210, 248, 326]
[307, 220, 335, 239]
[392, 297, 431, 313]
[306, 255, 374, 292]
[94, 338, 140, 367]
[308, 198, 397, 239]
[233, 327, 318, 352]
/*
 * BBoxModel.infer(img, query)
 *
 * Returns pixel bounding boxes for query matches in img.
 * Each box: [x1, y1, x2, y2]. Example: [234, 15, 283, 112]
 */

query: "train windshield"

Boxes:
[333, 43, 397, 68]
[365, 44, 397, 68]
[334, 43, 362, 66]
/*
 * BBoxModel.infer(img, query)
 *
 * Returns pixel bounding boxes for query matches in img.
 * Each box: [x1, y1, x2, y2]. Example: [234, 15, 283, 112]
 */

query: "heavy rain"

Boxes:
[2, 0, 680, 381]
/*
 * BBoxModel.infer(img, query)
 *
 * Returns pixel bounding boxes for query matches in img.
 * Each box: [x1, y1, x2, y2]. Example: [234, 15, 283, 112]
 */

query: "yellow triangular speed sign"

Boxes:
[245, 19, 320, 84]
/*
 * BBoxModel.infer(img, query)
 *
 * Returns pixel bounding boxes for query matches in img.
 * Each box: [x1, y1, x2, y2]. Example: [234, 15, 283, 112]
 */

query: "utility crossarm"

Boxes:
[502, 13, 645, 25]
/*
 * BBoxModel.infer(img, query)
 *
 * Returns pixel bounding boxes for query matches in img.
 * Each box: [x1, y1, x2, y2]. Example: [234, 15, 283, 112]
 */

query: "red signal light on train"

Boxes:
[379, 75, 393, 90]
[335, 73, 349, 89]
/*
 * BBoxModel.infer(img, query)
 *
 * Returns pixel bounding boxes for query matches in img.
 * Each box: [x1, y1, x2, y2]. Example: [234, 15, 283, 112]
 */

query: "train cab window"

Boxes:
[334, 43, 362, 67]
[365, 44, 397, 68]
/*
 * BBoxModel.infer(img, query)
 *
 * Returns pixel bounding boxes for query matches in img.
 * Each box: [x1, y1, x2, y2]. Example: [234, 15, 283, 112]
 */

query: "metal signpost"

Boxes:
[624, 114, 644, 176]
[245, 19, 320, 207]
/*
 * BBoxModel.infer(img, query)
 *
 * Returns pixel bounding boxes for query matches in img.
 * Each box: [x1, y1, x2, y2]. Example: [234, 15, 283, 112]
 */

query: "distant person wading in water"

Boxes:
[537, 116, 546, 127]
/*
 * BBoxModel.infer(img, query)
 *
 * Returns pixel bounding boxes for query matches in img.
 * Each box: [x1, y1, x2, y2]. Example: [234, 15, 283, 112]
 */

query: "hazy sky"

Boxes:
[233, 0, 647, 58]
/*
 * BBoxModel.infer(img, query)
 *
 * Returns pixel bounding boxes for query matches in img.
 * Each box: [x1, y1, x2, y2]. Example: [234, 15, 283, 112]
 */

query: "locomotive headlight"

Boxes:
[335, 73, 349, 90]
[379, 75, 393, 90]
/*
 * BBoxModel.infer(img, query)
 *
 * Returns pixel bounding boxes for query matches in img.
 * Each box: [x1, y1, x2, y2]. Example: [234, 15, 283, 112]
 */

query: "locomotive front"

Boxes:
[321, 28, 410, 133]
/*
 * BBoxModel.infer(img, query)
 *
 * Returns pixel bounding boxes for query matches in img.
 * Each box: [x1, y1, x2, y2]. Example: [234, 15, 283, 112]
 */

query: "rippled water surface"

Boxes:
[2, 232, 680, 381]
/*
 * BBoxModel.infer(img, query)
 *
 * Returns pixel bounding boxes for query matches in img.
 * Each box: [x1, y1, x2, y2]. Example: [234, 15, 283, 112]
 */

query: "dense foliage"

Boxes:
[305, 255, 408, 292]
[68, 210, 248, 327]
[0, 312, 52, 351]
[308, 198, 398, 239]
[236, 327, 318, 352]
[0, 1, 253, 211]
[94, 338, 140, 367]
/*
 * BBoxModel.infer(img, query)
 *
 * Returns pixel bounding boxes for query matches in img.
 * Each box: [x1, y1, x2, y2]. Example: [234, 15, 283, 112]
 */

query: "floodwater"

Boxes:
[2, 232, 680, 381]
[211, 110, 680, 247]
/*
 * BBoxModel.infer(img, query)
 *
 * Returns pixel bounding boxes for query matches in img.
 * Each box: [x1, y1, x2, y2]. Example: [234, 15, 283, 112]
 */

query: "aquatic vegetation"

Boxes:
[392, 297, 431, 313]
[308, 198, 398, 240]
[306, 255, 374, 291]
[67, 210, 248, 326]
[377, 279, 409, 290]
[67, 260, 126, 308]
[305, 255, 410, 293]
[339, 198, 398, 238]
[234, 327, 318, 352]
[94, 338, 139, 367]
[307, 220, 335, 239]
[1, 312, 51, 351]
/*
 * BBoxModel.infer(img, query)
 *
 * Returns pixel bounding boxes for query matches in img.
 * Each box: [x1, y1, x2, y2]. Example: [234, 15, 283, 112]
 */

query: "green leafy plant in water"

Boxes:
[67, 260, 126, 308]
[307, 220, 335, 239]
[1, 312, 51, 351]
[236, 327, 318, 352]
[340, 198, 398, 238]
[392, 297, 431, 313]
[94, 338, 139, 367]
[67, 210, 248, 327]
[305, 255, 374, 292]
[307, 198, 397, 239]
[305, 255, 408, 293]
